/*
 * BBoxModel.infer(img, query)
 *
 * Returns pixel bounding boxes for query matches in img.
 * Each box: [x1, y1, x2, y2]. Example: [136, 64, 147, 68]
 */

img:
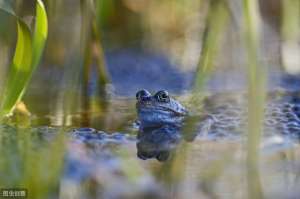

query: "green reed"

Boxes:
[50, 0, 110, 126]
[193, 0, 229, 93]
[80, 0, 109, 89]
[243, 0, 265, 198]
[192, 0, 266, 197]
[80, 0, 110, 126]
[162, 0, 231, 195]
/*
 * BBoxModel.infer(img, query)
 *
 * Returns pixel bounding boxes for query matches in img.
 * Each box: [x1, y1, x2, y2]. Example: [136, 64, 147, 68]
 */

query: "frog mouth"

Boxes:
[138, 104, 187, 117]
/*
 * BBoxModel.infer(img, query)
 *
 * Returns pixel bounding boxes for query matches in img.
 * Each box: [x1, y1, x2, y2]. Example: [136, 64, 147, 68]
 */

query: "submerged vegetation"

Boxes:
[0, 0, 299, 198]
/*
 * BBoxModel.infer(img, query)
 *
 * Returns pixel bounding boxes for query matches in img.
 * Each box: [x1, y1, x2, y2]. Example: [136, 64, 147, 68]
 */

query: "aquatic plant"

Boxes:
[0, 0, 48, 118]
[243, 0, 265, 198]
[193, 0, 229, 92]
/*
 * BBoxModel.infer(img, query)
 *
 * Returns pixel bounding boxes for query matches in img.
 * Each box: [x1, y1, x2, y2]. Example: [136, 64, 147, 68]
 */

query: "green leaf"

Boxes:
[0, 0, 48, 117]
[0, 21, 33, 116]
[32, 0, 48, 69]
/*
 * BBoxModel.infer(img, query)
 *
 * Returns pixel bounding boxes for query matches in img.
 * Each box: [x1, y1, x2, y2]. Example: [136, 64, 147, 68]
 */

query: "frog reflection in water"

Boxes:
[135, 89, 189, 161]
[60, 91, 189, 197]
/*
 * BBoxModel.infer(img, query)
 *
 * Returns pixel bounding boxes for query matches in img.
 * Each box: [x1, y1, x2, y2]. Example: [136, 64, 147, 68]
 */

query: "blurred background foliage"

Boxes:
[0, 0, 298, 128]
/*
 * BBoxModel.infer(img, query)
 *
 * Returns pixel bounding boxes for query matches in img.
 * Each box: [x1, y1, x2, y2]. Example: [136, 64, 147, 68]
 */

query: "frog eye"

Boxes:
[155, 90, 170, 102]
[136, 89, 151, 101]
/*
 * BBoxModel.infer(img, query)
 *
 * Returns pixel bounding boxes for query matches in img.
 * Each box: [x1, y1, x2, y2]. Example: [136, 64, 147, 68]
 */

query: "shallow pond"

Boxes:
[2, 86, 300, 199]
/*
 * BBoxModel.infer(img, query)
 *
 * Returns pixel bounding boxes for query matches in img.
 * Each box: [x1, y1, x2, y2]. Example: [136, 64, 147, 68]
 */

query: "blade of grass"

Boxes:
[79, 0, 110, 126]
[191, 0, 230, 112]
[95, 0, 115, 28]
[193, 0, 229, 93]
[32, 0, 48, 70]
[83, 0, 110, 87]
[161, 1, 230, 196]
[0, 0, 48, 118]
[243, 0, 265, 198]
[0, 21, 33, 117]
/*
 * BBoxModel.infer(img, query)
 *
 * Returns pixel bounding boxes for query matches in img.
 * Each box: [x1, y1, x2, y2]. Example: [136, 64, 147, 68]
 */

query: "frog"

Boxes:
[71, 89, 188, 161]
[135, 89, 188, 161]
[135, 89, 188, 129]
